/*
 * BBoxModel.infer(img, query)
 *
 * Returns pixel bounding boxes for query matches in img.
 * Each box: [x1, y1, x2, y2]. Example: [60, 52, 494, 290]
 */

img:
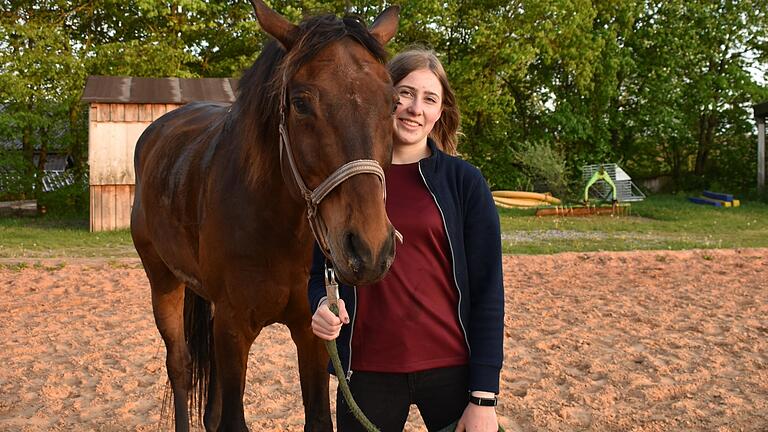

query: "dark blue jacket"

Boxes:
[308, 140, 504, 393]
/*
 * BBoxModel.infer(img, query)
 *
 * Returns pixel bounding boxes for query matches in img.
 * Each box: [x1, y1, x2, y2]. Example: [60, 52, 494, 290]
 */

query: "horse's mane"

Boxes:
[234, 13, 388, 188]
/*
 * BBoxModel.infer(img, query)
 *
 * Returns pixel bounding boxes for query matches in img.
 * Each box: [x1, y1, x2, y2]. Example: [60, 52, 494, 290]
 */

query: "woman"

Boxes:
[308, 48, 504, 432]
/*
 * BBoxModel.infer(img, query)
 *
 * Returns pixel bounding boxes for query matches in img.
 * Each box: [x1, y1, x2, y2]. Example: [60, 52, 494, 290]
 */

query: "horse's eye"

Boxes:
[292, 98, 311, 115]
[391, 95, 400, 114]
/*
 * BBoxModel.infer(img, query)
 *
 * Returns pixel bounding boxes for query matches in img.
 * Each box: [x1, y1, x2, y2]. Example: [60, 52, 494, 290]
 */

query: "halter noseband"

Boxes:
[278, 75, 391, 258]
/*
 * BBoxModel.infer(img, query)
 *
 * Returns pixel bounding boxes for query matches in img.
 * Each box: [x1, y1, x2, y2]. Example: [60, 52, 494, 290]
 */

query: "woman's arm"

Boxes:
[462, 169, 505, 394]
[307, 242, 328, 313]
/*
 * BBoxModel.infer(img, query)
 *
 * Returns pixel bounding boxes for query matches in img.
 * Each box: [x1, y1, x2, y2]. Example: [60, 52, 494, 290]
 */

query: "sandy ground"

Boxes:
[0, 248, 766, 431]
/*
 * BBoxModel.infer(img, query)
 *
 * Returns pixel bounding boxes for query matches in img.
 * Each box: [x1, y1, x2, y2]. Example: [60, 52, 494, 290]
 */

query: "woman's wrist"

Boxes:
[469, 391, 497, 407]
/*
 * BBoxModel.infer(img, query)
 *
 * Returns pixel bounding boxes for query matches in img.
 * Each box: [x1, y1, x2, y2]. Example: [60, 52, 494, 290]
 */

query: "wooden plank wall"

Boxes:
[90, 103, 179, 124]
[89, 102, 179, 231]
[90, 185, 135, 232]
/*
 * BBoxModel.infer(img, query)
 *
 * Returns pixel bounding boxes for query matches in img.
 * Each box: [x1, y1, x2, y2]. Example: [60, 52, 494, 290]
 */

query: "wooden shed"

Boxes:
[81, 76, 237, 231]
[755, 101, 767, 194]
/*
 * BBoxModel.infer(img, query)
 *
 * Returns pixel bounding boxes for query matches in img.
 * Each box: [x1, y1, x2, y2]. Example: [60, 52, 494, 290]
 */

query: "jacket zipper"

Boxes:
[418, 162, 471, 352]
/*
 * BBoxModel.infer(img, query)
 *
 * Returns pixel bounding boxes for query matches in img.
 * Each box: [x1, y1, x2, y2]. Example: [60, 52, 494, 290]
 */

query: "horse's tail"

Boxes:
[184, 287, 212, 425]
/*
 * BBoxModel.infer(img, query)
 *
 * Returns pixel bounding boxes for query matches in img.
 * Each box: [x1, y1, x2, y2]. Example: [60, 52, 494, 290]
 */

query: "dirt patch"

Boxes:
[1, 249, 766, 431]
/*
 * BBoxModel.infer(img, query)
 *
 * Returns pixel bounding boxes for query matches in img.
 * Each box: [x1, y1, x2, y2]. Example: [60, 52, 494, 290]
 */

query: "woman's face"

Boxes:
[392, 68, 443, 148]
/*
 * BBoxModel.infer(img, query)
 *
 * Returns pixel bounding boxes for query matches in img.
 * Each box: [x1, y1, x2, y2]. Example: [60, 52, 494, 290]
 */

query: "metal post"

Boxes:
[759, 118, 766, 194]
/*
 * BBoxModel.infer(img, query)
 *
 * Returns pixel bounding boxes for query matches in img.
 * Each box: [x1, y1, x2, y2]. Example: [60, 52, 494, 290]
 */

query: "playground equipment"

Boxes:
[581, 163, 646, 202]
[583, 166, 617, 202]
[493, 164, 643, 216]
[688, 190, 741, 207]
[535, 164, 640, 217]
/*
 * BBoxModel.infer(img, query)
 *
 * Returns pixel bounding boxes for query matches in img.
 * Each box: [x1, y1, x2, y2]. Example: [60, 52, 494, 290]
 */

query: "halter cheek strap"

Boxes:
[278, 81, 401, 258]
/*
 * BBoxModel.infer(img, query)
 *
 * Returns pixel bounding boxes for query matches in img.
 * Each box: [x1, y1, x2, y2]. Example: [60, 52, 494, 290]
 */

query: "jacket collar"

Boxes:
[419, 138, 442, 174]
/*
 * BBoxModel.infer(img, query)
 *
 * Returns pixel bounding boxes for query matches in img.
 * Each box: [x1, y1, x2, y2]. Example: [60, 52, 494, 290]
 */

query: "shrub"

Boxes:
[512, 140, 572, 198]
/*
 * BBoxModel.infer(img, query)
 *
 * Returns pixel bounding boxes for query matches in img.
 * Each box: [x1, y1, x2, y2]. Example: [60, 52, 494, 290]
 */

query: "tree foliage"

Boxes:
[1, 0, 766, 202]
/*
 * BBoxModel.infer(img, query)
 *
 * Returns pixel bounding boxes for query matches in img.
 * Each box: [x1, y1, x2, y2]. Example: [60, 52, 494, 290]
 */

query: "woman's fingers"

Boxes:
[337, 299, 350, 324]
[312, 326, 339, 340]
[311, 301, 350, 340]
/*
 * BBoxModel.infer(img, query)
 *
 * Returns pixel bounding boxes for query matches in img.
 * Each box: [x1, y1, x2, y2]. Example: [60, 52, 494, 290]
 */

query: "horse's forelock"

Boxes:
[274, 14, 388, 93]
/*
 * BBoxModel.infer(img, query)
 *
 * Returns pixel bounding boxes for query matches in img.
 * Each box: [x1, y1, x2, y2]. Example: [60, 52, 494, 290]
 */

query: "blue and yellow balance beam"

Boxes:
[688, 191, 741, 207]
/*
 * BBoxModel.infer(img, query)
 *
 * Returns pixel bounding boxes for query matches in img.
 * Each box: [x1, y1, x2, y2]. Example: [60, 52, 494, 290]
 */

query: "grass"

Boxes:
[0, 194, 766, 258]
[0, 215, 135, 259]
[499, 194, 768, 254]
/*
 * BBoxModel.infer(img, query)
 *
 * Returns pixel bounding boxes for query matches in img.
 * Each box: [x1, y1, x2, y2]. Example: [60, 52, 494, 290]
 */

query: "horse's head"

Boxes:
[251, 1, 399, 285]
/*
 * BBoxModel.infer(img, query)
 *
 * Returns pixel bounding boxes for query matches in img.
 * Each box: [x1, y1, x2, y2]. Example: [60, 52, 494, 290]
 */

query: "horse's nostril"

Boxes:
[344, 231, 362, 273]
[379, 230, 396, 272]
[341, 230, 390, 281]
[380, 254, 394, 274]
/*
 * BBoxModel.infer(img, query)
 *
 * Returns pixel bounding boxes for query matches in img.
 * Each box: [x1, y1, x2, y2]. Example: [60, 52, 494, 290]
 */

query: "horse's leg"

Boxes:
[203, 326, 219, 430]
[205, 308, 258, 432]
[141, 248, 192, 431]
[285, 296, 333, 432]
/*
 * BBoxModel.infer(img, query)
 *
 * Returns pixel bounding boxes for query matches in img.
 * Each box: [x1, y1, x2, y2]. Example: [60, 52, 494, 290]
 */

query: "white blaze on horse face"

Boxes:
[348, 83, 364, 108]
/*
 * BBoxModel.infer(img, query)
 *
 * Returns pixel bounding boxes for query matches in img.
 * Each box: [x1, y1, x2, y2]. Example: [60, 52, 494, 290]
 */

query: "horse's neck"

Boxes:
[228, 113, 309, 233]
[231, 109, 281, 189]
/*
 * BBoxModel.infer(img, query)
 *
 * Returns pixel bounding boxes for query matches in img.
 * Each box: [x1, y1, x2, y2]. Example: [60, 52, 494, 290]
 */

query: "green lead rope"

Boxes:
[325, 302, 381, 432]
[324, 266, 381, 432]
[323, 266, 503, 432]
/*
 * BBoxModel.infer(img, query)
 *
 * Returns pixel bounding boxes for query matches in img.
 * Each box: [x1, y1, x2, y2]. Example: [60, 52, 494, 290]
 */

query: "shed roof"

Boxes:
[81, 76, 238, 104]
[755, 101, 768, 119]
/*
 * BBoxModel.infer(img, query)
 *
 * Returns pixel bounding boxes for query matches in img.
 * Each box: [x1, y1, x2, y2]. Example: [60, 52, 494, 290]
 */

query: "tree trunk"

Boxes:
[36, 127, 48, 194]
[662, 136, 683, 191]
[694, 113, 717, 175]
[21, 125, 35, 199]
[69, 102, 86, 178]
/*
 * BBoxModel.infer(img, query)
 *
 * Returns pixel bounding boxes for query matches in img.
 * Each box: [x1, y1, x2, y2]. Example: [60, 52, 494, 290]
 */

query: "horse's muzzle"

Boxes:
[333, 226, 396, 286]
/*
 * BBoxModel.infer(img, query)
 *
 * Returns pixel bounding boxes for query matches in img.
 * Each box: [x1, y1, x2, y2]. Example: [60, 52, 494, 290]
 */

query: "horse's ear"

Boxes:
[370, 5, 400, 46]
[250, 0, 298, 50]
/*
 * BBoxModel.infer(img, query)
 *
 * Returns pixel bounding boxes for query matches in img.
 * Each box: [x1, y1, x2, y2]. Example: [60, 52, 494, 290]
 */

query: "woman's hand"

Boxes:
[311, 299, 350, 340]
[455, 403, 497, 432]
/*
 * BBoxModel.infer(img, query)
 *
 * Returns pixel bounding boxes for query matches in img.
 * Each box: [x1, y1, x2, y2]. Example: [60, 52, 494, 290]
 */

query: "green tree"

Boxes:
[0, 2, 85, 196]
[625, 0, 768, 190]
[2, 0, 767, 203]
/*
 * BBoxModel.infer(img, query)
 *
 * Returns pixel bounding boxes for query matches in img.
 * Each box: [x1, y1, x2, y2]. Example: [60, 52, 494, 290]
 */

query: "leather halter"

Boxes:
[277, 75, 389, 258]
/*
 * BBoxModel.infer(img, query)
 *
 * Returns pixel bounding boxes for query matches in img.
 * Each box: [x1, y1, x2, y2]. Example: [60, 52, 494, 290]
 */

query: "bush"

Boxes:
[37, 174, 89, 218]
[512, 140, 572, 198]
[0, 150, 34, 201]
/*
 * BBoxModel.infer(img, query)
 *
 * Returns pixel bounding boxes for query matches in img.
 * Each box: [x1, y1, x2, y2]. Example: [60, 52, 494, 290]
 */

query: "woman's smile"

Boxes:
[398, 117, 422, 128]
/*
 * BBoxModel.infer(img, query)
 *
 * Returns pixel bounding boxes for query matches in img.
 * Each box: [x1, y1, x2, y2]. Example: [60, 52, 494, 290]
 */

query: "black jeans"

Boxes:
[336, 365, 469, 432]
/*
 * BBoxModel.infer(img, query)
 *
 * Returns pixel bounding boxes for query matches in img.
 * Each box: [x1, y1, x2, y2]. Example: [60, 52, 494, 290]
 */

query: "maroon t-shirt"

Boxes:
[351, 162, 469, 372]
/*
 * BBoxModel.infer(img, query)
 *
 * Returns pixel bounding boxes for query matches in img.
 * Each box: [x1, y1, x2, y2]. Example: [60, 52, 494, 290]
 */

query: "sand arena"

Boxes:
[0, 249, 766, 431]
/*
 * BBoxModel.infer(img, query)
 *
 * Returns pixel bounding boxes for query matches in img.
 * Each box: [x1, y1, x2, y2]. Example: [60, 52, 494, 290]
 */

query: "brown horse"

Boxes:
[130, 1, 400, 430]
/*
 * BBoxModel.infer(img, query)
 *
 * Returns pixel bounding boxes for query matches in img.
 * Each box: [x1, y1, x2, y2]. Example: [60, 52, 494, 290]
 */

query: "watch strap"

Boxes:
[468, 395, 497, 407]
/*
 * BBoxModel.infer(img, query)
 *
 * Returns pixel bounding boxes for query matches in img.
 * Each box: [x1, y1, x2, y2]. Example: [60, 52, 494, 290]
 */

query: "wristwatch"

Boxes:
[469, 395, 498, 407]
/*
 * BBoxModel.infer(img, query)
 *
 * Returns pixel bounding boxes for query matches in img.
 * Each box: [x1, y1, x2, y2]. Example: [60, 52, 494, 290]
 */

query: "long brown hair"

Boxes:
[387, 48, 460, 155]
